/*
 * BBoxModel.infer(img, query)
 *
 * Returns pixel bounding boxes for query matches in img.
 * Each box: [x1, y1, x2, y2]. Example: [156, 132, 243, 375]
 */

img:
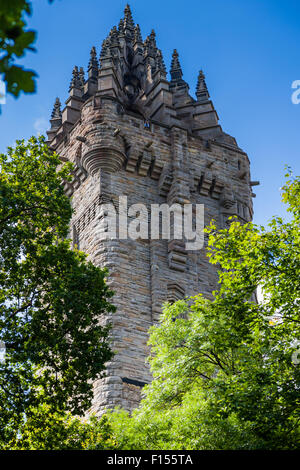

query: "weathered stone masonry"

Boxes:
[47, 5, 257, 414]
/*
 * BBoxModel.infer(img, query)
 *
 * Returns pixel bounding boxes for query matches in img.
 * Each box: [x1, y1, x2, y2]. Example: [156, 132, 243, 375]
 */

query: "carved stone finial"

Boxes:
[144, 29, 157, 59]
[49, 97, 62, 132]
[109, 26, 119, 47]
[134, 24, 143, 44]
[79, 67, 85, 88]
[150, 29, 156, 41]
[88, 46, 98, 68]
[170, 49, 183, 82]
[51, 97, 61, 119]
[87, 46, 98, 80]
[69, 65, 81, 91]
[196, 69, 210, 101]
[100, 39, 109, 60]
[156, 49, 166, 76]
[118, 18, 124, 33]
[124, 3, 135, 30]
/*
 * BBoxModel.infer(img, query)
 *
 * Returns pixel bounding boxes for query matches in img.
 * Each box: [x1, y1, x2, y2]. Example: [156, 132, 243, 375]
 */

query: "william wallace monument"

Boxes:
[47, 5, 255, 414]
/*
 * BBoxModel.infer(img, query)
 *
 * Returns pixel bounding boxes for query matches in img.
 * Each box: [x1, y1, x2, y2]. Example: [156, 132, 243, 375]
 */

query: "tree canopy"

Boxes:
[0, 0, 55, 99]
[1, 144, 299, 449]
[103, 170, 300, 450]
[0, 136, 115, 448]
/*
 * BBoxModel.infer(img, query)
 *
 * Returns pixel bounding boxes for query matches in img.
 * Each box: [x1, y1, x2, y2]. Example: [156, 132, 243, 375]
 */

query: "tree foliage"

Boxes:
[104, 171, 300, 450]
[0, 0, 55, 99]
[1, 147, 299, 450]
[6, 404, 118, 450]
[0, 136, 115, 447]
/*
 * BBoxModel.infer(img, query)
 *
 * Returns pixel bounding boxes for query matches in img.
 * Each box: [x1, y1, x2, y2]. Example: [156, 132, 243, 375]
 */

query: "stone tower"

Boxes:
[47, 5, 255, 414]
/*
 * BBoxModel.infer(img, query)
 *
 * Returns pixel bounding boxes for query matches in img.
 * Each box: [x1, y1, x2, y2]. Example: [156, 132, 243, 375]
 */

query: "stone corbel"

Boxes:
[158, 164, 173, 197]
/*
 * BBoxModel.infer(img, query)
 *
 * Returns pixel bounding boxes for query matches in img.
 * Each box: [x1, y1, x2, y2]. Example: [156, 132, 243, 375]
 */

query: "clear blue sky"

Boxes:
[1, 0, 299, 226]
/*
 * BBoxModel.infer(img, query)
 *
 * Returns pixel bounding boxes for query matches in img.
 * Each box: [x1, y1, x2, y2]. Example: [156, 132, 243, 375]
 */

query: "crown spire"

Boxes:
[150, 29, 156, 41]
[124, 4, 135, 31]
[100, 39, 109, 60]
[69, 66, 81, 91]
[196, 70, 210, 101]
[134, 23, 143, 44]
[144, 29, 158, 60]
[49, 97, 62, 134]
[149, 29, 157, 51]
[79, 67, 85, 88]
[109, 26, 120, 46]
[51, 97, 61, 119]
[170, 49, 183, 82]
[88, 46, 98, 77]
[156, 49, 166, 77]
[118, 18, 124, 33]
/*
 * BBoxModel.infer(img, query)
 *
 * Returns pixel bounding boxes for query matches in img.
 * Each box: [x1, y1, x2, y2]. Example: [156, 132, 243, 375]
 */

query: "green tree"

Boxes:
[0, 0, 55, 99]
[0, 136, 115, 447]
[6, 404, 119, 450]
[106, 171, 300, 450]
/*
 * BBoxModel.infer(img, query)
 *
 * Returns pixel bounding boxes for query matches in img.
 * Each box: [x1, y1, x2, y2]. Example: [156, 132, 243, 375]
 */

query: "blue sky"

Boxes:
[0, 0, 299, 226]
